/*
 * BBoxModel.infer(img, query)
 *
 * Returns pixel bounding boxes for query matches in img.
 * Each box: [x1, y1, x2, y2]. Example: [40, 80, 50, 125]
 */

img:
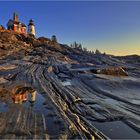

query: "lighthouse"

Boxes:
[28, 19, 35, 36]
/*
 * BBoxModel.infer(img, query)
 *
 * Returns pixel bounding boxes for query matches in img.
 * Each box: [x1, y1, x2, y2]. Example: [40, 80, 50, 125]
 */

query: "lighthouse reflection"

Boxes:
[12, 86, 37, 107]
[28, 90, 37, 107]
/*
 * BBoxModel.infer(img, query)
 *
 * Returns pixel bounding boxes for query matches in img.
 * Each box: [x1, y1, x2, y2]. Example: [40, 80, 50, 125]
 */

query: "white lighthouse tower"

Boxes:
[28, 19, 35, 36]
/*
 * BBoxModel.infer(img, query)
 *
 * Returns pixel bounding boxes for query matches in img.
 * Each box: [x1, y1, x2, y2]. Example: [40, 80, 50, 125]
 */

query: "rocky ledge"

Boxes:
[0, 30, 140, 139]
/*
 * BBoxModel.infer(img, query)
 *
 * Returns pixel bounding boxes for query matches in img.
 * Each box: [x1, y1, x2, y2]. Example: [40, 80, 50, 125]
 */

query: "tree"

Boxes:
[95, 49, 101, 55]
[0, 25, 5, 30]
[91, 51, 94, 54]
[78, 44, 82, 50]
[70, 42, 83, 50]
[83, 47, 87, 52]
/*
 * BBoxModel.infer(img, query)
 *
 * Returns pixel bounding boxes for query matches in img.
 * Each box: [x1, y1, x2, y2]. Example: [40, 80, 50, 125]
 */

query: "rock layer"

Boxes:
[0, 30, 140, 139]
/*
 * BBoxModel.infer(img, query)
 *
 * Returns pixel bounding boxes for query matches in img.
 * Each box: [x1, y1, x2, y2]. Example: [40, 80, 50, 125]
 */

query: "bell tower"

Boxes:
[28, 19, 35, 36]
[13, 12, 18, 22]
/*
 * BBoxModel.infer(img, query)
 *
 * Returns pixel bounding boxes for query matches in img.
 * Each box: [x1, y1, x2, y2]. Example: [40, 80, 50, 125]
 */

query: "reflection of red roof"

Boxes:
[12, 93, 27, 104]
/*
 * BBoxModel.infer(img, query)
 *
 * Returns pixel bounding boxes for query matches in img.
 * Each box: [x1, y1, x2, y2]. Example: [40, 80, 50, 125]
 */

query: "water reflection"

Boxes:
[0, 85, 47, 113]
[29, 90, 36, 103]
[12, 93, 27, 104]
[0, 85, 63, 136]
[12, 86, 37, 106]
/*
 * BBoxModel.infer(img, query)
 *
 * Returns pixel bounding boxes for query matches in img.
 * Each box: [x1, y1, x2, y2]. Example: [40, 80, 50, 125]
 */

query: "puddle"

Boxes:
[0, 102, 8, 112]
[0, 85, 64, 136]
[70, 67, 93, 71]
[22, 91, 47, 114]
[61, 80, 72, 86]
[0, 86, 46, 113]
[93, 121, 140, 139]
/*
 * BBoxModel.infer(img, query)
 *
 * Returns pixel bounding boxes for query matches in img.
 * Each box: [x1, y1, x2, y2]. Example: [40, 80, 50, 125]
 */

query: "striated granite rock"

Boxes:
[0, 30, 140, 139]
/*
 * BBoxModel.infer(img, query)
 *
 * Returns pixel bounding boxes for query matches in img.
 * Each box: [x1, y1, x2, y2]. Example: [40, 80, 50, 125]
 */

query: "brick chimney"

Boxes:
[13, 12, 18, 22]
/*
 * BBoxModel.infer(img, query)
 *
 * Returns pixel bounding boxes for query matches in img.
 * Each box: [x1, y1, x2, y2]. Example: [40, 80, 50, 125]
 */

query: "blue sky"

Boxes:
[0, 1, 140, 55]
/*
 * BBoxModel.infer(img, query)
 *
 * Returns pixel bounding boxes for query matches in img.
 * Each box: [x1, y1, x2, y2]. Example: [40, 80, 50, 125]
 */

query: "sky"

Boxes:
[0, 1, 140, 56]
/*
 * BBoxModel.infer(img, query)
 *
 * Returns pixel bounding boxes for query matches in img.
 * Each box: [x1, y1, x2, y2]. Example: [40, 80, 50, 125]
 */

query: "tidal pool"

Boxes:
[61, 80, 72, 86]
[0, 102, 8, 112]
[0, 86, 46, 113]
[93, 121, 140, 139]
[0, 85, 64, 136]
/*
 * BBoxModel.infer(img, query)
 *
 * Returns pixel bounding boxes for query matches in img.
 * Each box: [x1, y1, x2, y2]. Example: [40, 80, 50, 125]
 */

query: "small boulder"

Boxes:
[98, 66, 128, 76]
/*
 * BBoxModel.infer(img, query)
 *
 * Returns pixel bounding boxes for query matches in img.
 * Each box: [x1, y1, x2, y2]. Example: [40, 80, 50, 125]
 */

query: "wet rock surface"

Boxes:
[0, 30, 140, 139]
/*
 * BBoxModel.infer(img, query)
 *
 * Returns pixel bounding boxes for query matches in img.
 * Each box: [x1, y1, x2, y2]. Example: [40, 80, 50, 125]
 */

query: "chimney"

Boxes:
[13, 12, 18, 21]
